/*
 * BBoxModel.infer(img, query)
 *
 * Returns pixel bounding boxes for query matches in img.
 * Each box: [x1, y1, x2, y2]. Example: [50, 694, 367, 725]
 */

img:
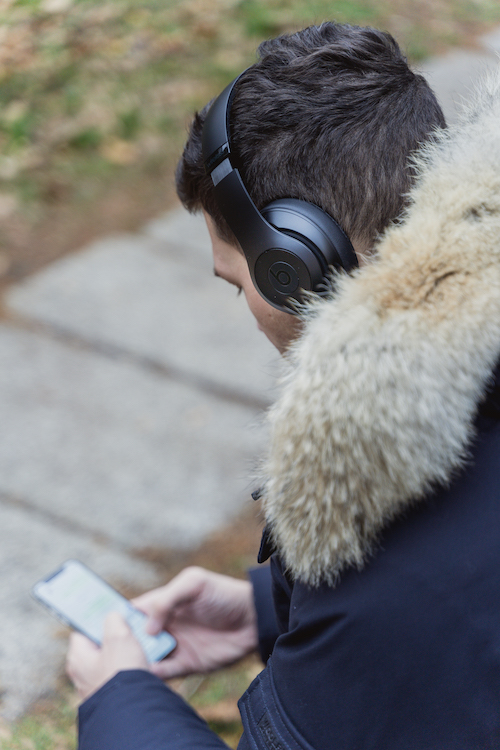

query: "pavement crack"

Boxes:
[0, 488, 125, 551]
[7, 315, 272, 411]
[0, 489, 173, 568]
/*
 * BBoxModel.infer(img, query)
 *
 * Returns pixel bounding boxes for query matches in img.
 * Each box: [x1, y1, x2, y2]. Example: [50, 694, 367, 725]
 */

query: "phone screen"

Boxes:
[32, 560, 176, 663]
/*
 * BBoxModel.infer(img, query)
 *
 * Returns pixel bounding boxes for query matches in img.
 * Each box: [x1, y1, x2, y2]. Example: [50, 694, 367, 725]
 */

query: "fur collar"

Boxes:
[261, 70, 500, 586]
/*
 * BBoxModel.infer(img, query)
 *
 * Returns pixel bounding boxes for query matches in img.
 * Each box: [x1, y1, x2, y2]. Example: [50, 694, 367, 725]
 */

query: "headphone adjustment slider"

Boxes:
[204, 143, 230, 176]
[211, 158, 233, 187]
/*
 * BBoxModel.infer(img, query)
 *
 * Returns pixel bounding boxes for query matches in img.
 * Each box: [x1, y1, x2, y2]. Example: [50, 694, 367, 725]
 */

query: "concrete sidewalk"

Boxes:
[0, 31, 499, 719]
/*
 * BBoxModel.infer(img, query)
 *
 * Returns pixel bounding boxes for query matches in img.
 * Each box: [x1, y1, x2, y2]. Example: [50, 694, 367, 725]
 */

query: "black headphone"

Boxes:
[202, 71, 359, 314]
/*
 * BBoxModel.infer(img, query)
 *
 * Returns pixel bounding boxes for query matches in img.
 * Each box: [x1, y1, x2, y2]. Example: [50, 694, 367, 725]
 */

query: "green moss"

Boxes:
[3, 114, 35, 148]
[0, 692, 76, 750]
[455, 0, 500, 24]
[69, 127, 103, 150]
[13, 0, 41, 8]
[118, 109, 141, 140]
[236, 0, 282, 37]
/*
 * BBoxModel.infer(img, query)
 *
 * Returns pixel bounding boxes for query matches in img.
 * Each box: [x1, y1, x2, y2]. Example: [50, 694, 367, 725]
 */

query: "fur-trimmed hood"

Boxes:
[261, 70, 500, 587]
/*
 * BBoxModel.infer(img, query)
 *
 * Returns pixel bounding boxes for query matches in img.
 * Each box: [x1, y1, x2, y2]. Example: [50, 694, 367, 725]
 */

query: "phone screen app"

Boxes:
[34, 561, 176, 662]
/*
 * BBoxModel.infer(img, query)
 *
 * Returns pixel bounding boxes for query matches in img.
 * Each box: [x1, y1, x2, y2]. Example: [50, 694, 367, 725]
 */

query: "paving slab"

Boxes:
[6, 216, 279, 402]
[0, 324, 264, 551]
[142, 205, 214, 264]
[417, 49, 498, 123]
[0, 319, 265, 718]
[0, 205, 274, 721]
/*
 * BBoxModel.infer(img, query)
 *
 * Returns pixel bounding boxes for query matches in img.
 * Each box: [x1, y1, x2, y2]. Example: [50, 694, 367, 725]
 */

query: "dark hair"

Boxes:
[176, 22, 446, 250]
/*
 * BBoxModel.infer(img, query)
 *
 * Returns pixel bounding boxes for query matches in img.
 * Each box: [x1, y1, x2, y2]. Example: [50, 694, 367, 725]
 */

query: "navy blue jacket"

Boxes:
[78, 383, 500, 750]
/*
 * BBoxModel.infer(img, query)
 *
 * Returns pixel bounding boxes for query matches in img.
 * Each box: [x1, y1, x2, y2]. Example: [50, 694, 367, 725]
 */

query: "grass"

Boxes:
[0, 688, 77, 750]
[0, 0, 500, 260]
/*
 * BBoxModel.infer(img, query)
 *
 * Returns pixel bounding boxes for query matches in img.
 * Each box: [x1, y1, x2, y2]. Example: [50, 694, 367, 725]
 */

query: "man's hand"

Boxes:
[132, 566, 258, 680]
[66, 612, 149, 702]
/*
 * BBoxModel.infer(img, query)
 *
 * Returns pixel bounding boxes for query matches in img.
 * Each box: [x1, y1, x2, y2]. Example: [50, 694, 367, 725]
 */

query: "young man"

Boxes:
[67, 21, 500, 749]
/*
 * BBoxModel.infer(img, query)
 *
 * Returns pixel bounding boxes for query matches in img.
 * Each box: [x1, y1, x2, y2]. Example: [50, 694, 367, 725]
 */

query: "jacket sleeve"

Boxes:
[249, 565, 279, 663]
[78, 670, 230, 750]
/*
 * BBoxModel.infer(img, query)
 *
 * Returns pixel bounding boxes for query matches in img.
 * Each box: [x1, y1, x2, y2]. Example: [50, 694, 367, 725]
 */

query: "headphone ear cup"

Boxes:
[253, 246, 318, 308]
[260, 199, 358, 279]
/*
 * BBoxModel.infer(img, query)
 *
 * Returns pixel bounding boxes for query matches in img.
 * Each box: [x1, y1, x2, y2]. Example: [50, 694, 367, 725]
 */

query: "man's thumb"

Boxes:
[103, 611, 131, 639]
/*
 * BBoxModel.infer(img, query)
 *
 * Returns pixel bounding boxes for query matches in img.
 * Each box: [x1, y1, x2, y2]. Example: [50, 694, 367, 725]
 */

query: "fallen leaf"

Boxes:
[198, 699, 241, 723]
[0, 157, 21, 180]
[41, 0, 73, 13]
[0, 716, 12, 740]
[100, 138, 139, 165]
[3, 100, 28, 124]
[0, 193, 18, 219]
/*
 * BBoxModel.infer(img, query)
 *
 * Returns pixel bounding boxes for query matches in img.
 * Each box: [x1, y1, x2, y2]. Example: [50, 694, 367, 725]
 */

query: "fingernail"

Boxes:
[146, 618, 160, 635]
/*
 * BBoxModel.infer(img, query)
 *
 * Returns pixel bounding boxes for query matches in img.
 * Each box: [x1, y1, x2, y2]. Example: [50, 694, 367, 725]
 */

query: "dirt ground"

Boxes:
[132, 501, 265, 589]
[0, 164, 180, 291]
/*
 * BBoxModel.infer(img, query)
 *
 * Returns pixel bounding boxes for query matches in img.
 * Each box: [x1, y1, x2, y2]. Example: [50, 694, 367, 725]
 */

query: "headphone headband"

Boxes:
[202, 74, 243, 174]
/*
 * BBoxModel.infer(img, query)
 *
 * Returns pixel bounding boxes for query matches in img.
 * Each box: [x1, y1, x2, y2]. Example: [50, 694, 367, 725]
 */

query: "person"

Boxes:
[66, 20, 500, 748]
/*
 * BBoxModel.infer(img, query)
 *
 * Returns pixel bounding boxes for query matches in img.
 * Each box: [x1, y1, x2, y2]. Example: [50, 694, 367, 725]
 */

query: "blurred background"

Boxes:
[0, 0, 499, 287]
[1, 1, 500, 748]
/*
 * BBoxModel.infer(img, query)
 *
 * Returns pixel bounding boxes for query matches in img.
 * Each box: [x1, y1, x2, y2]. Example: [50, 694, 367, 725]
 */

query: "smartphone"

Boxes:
[32, 559, 176, 663]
